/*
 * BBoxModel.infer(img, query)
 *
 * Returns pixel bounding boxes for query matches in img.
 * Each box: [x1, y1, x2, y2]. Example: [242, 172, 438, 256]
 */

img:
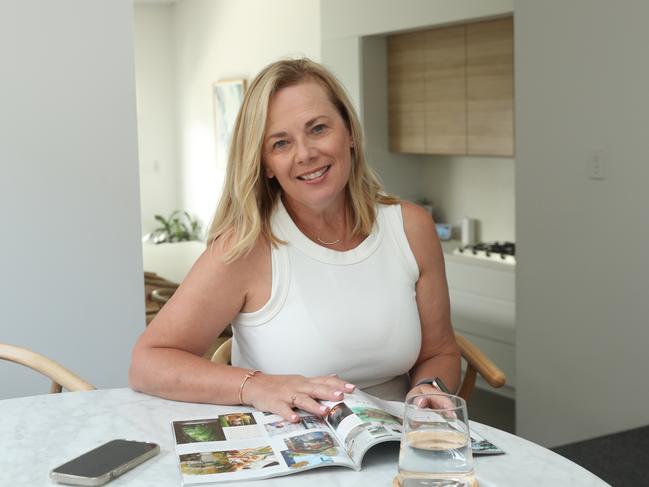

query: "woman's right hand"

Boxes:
[241, 373, 355, 422]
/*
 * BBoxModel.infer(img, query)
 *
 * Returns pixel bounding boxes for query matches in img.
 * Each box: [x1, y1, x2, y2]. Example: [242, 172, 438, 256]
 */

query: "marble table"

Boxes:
[0, 388, 609, 486]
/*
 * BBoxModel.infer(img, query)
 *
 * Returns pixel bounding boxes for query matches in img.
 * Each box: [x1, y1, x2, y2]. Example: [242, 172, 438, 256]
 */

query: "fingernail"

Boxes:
[345, 383, 355, 391]
[334, 391, 343, 398]
[319, 406, 329, 414]
[329, 373, 338, 377]
[290, 414, 299, 422]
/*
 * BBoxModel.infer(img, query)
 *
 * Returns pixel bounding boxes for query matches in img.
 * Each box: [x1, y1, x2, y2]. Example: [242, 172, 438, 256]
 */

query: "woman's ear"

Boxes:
[265, 167, 275, 179]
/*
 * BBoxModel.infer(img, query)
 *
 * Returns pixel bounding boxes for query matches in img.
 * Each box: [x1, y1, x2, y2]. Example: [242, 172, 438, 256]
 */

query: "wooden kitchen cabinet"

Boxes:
[388, 17, 514, 157]
[424, 25, 467, 154]
[467, 17, 514, 156]
[387, 30, 428, 153]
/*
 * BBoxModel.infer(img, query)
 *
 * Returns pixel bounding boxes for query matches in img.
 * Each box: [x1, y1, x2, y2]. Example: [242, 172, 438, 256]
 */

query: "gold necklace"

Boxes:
[316, 236, 342, 246]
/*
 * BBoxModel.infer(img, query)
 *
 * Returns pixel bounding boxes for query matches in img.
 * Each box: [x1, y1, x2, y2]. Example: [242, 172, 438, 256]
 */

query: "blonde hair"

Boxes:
[208, 58, 399, 263]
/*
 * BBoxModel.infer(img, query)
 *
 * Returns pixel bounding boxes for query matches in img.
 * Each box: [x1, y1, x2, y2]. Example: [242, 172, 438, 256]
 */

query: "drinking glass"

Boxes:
[398, 393, 475, 487]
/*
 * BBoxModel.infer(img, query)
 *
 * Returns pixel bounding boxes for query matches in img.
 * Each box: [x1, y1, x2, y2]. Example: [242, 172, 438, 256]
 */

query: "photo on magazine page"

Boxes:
[174, 418, 227, 444]
[173, 413, 261, 444]
[178, 445, 279, 475]
[263, 414, 327, 437]
[323, 392, 403, 439]
[322, 393, 403, 465]
[279, 430, 348, 470]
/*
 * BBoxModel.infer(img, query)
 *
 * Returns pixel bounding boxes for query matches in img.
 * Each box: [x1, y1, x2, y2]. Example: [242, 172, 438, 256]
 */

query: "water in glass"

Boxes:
[398, 393, 475, 487]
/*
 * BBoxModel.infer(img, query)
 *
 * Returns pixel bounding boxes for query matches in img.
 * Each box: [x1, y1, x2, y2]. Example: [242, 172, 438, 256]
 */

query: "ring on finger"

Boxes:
[290, 395, 297, 408]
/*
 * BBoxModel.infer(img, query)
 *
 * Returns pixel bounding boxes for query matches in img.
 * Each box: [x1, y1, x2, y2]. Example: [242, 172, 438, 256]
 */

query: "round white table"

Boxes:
[0, 388, 609, 486]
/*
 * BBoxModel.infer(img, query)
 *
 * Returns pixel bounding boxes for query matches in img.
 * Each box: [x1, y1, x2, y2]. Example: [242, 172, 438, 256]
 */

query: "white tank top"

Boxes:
[231, 200, 422, 389]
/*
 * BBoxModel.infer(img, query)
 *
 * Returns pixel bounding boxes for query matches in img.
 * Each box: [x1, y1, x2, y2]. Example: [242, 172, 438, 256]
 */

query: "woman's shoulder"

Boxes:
[169, 232, 271, 319]
[378, 199, 434, 231]
[204, 233, 271, 274]
[179, 234, 270, 298]
[395, 201, 440, 271]
[399, 200, 436, 229]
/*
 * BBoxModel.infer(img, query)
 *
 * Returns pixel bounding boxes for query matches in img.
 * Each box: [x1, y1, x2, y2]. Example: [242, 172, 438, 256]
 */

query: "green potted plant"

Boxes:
[145, 211, 203, 244]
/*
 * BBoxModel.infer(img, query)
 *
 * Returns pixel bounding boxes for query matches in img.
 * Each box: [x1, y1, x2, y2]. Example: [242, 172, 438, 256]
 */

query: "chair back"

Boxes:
[0, 343, 96, 393]
[455, 334, 506, 400]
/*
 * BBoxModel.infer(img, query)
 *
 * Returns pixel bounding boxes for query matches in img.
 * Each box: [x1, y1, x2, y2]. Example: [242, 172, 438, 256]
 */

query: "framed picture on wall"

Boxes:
[213, 79, 247, 167]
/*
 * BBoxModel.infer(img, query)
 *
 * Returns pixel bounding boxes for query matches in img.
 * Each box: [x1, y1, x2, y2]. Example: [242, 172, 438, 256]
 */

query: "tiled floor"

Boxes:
[466, 388, 515, 434]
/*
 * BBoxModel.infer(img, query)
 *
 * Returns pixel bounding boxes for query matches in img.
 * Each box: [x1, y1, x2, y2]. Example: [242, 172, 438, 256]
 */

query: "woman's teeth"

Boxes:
[298, 166, 329, 181]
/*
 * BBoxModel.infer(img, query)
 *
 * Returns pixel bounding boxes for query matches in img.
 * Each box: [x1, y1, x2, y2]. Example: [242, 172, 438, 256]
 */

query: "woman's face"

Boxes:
[262, 80, 353, 213]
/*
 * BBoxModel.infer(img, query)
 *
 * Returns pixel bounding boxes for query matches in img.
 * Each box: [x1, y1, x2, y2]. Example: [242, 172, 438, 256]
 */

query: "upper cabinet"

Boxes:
[387, 30, 430, 153]
[388, 17, 514, 157]
[466, 18, 514, 156]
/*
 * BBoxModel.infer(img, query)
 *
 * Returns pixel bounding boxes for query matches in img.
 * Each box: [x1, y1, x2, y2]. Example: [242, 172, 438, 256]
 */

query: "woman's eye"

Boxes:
[272, 140, 288, 150]
[312, 124, 327, 134]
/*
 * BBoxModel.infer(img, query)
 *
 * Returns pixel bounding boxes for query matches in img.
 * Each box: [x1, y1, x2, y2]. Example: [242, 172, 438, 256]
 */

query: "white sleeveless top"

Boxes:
[231, 200, 422, 389]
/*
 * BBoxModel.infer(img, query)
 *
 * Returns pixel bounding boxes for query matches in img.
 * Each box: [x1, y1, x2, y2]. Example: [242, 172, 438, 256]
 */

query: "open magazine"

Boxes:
[171, 390, 503, 485]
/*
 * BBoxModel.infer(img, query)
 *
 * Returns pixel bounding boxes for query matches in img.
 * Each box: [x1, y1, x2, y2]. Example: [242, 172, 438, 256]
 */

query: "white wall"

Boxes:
[172, 0, 321, 231]
[360, 35, 424, 201]
[321, 0, 515, 241]
[0, 0, 144, 398]
[134, 4, 180, 236]
[515, 0, 649, 446]
[422, 156, 515, 242]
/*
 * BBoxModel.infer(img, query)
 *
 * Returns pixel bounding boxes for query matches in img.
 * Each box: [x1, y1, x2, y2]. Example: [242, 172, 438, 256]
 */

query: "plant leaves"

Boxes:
[150, 210, 203, 243]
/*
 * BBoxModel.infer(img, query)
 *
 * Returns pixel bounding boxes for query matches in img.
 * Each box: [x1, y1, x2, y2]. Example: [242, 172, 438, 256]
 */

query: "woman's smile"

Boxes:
[297, 164, 331, 182]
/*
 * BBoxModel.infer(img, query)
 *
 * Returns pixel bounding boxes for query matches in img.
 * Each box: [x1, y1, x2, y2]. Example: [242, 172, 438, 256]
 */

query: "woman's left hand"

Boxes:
[406, 383, 457, 411]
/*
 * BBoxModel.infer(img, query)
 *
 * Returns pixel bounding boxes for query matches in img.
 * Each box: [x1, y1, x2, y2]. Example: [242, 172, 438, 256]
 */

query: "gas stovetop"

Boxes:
[452, 241, 516, 265]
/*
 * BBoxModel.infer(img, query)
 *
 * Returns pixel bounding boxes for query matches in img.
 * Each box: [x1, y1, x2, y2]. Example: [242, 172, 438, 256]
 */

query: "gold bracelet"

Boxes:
[238, 369, 260, 405]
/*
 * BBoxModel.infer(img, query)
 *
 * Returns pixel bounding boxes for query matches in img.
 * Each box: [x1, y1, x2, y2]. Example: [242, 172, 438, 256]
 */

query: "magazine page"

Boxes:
[321, 390, 403, 466]
[171, 410, 355, 485]
[470, 429, 505, 455]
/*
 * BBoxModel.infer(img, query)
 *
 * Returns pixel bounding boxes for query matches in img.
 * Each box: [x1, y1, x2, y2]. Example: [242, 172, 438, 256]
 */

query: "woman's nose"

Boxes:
[294, 137, 316, 164]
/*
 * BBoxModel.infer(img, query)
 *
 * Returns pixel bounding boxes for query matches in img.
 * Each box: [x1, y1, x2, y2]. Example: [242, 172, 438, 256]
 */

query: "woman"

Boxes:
[129, 58, 460, 422]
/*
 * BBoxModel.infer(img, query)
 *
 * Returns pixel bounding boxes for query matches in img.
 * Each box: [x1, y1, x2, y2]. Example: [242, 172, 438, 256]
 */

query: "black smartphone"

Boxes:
[50, 439, 159, 486]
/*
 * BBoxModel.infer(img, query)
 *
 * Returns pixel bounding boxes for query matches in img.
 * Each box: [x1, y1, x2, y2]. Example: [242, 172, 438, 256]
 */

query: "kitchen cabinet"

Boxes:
[466, 18, 514, 156]
[387, 30, 429, 153]
[387, 17, 514, 157]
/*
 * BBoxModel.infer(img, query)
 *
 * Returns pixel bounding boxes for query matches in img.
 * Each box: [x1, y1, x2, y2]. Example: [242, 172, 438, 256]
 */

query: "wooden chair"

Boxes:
[209, 334, 506, 402]
[454, 334, 506, 401]
[0, 343, 96, 393]
[144, 271, 179, 325]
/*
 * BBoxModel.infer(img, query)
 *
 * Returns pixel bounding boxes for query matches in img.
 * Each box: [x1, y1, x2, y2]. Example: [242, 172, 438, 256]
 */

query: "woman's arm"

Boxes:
[130, 237, 261, 403]
[129, 237, 352, 420]
[400, 201, 462, 395]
